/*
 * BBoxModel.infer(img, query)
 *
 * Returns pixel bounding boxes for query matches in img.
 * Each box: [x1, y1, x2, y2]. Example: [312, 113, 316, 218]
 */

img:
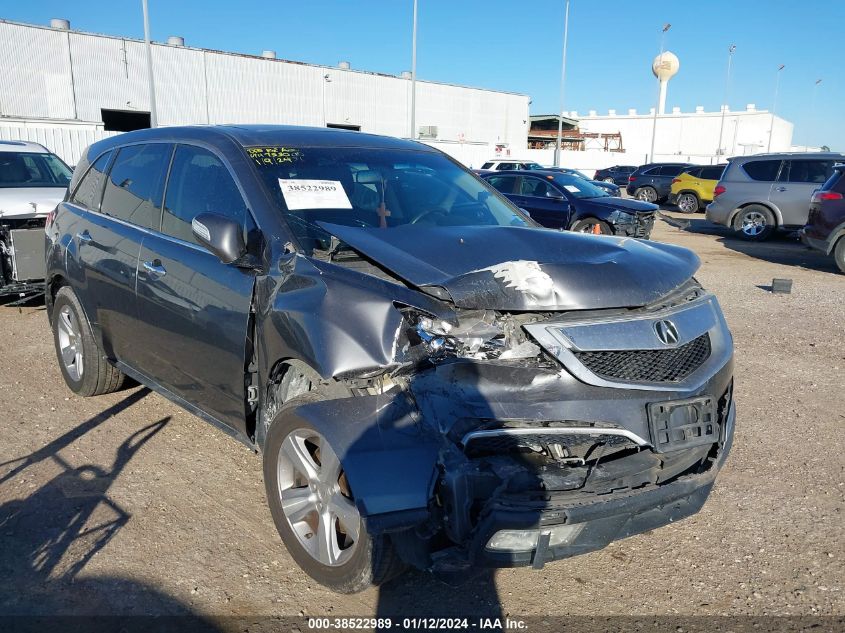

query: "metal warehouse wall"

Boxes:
[0, 21, 529, 149]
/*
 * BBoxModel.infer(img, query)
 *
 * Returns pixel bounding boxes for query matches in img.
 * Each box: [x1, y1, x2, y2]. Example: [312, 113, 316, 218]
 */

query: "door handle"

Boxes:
[76, 231, 93, 243]
[775, 186, 787, 192]
[142, 260, 167, 277]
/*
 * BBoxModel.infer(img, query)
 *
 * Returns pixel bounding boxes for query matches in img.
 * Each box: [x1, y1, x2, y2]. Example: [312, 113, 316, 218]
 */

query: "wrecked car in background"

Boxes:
[46, 125, 735, 593]
[1, 141, 72, 300]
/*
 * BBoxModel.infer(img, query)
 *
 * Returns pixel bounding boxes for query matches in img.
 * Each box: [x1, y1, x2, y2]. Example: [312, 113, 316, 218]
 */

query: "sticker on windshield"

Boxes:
[278, 179, 352, 211]
[248, 147, 303, 166]
[564, 185, 580, 193]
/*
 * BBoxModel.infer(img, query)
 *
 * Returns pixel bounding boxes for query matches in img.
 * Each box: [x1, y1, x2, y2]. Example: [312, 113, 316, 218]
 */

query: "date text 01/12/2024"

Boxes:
[306, 617, 528, 630]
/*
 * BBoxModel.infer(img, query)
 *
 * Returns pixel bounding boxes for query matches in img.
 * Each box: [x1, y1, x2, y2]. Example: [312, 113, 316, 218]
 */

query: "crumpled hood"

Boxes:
[582, 196, 657, 213]
[0, 187, 65, 219]
[318, 223, 700, 311]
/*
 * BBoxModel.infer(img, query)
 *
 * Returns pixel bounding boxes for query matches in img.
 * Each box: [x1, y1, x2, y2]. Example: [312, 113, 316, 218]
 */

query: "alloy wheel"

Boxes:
[57, 305, 84, 381]
[277, 429, 360, 567]
[636, 188, 657, 203]
[740, 211, 767, 237]
[677, 193, 698, 213]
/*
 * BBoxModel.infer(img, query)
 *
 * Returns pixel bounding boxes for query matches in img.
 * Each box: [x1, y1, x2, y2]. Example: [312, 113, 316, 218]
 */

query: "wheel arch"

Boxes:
[728, 201, 782, 228]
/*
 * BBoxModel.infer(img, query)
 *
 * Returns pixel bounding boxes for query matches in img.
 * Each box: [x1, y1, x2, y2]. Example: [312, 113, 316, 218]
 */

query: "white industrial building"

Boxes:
[573, 105, 794, 164]
[0, 19, 529, 167]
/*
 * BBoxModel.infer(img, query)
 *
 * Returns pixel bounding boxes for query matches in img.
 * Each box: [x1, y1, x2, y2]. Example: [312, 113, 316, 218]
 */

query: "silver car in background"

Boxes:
[705, 152, 845, 240]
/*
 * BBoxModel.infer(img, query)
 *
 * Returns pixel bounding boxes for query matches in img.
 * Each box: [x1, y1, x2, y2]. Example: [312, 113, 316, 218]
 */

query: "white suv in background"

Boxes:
[478, 159, 544, 171]
[0, 140, 72, 297]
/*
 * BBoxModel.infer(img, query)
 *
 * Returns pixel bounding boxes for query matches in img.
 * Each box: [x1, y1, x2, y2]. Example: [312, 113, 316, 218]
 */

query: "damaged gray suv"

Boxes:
[46, 126, 735, 593]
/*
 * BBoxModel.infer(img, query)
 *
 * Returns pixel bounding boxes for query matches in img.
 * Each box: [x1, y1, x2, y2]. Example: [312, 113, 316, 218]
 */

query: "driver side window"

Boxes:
[161, 145, 247, 244]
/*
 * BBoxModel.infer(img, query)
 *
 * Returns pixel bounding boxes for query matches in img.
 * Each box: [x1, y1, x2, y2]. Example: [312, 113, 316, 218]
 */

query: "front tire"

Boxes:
[833, 237, 845, 273]
[263, 392, 405, 593]
[676, 192, 700, 214]
[51, 286, 125, 397]
[733, 205, 775, 241]
[635, 186, 658, 203]
[571, 218, 613, 235]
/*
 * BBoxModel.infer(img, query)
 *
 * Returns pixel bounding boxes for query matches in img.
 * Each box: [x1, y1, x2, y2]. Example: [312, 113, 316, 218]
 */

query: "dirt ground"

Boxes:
[1, 213, 843, 627]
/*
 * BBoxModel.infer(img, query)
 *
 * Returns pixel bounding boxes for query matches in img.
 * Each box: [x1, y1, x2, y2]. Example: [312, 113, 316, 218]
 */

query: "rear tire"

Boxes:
[733, 205, 775, 241]
[51, 286, 125, 397]
[263, 391, 406, 593]
[603, 177, 614, 183]
[571, 218, 613, 235]
[834, 237, 845, 273]
[635, 186, 658, 203]
[676, 192, 700, 214]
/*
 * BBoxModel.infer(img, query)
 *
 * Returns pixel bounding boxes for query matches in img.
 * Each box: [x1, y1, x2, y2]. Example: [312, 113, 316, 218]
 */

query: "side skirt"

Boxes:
[114, 360, 257, 452]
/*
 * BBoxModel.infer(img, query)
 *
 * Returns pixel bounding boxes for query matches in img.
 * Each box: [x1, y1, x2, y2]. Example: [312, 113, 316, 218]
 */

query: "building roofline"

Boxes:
[0, 19, 529, 99]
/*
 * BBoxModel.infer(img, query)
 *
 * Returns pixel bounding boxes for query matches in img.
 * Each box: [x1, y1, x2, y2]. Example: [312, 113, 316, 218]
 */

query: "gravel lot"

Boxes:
[1, 213, 843, 627]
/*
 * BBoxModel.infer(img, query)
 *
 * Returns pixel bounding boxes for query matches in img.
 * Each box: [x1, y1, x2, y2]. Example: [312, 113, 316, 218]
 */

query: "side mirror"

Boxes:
[191, 213, 246, 264]
[551, 195, 567, 203]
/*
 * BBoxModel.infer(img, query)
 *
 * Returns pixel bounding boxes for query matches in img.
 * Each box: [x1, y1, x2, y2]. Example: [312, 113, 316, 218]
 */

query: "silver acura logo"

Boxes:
[654, 320, 679, 345]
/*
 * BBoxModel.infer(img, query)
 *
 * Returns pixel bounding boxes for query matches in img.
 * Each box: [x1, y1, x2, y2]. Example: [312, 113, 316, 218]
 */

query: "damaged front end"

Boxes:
[271, 267, 735, 573]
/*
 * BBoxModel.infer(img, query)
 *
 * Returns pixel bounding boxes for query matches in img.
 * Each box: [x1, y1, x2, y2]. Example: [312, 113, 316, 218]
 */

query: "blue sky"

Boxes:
[4, 1, 842, 150]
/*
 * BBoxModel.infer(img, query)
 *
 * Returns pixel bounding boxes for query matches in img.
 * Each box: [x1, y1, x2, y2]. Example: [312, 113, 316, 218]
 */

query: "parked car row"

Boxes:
[43, 125, 736, 592]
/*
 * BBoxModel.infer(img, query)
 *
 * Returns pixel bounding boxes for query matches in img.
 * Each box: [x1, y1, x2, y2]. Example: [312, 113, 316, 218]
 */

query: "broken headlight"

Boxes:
[404, 309, 540, 361]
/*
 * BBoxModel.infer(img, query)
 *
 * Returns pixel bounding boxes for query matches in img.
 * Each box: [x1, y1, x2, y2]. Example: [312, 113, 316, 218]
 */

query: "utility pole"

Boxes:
[767, 64, 784, 153]
[648, 23, 671, 163]
[142, 0, 158, 127]
[716, 44, 736, 158]
[410, 0, 418, 139]
[554, 0, 570, 167]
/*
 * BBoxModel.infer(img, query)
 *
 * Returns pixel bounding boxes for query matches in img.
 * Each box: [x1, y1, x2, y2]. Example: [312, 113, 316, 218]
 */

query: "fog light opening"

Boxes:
[486, 523, 585, 552]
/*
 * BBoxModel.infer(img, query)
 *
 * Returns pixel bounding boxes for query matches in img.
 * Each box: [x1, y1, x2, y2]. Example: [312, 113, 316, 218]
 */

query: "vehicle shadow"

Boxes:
[0, 389, 223, 632]
[659, 213, 841, 274]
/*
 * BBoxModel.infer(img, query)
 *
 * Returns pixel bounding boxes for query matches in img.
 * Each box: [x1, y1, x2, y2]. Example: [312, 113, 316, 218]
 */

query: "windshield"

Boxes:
[553, 174, 609, 199]
[249, 146, 531, 250]
[0, 151, 72, 188]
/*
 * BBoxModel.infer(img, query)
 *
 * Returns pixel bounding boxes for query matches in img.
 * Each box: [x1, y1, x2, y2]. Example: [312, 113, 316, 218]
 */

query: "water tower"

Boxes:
[652, 51, 680, 114]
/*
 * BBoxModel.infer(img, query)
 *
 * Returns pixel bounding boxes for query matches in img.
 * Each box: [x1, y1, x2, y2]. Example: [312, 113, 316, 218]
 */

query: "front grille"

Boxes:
[633, 213, 655, 238]
[574, 334, 711, 383]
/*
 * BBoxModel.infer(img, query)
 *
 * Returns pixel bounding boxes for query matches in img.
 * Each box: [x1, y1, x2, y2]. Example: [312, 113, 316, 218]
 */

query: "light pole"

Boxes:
[141, 0, 158, 127]
[648, 23, 671, 163]
[716, 44, 736, 159]
[409, 0, 418, 139]
[553, 0, 570, 167]
[767, 64, 784, 153]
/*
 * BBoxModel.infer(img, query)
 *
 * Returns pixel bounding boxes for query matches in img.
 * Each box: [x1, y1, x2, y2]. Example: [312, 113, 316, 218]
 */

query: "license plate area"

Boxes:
[647, 395, 718, 452]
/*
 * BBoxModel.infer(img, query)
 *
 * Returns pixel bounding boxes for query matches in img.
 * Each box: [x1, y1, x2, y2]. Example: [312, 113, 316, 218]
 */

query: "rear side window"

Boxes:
[641, 166, 660, 175]
[742, 160, 781, 182]
[683, 167, 703, 178]
[485, 175, 517, 194]
[70, 151, 112, 210]
[498, 163, 517, 170]
[161, 145, 247, 245]
[101, 143, 171, 228]
[701, 166, 725, 180]
[659, 165, 686, 176]
[481, 162, 493, 169]
[821, 169, 845, 193]
[779, 160, 834, 184]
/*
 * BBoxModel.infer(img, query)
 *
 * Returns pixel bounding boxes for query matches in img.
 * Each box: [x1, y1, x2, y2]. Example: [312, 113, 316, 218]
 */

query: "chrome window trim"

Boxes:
[524, 293, 733, 393]
[461, 426, 650, 449]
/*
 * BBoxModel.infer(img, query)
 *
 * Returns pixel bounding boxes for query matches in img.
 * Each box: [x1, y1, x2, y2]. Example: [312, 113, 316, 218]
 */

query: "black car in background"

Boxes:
[593, 165, 637, 185]
[46, 125, 734, 593]
[482, 170, 657, 238]
[626, 162, 693, 203]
